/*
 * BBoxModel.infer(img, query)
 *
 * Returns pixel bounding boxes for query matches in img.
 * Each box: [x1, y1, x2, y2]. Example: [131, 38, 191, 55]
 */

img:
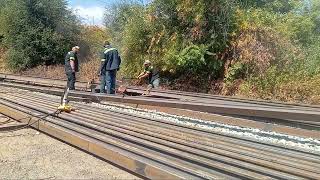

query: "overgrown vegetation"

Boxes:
[0, 0, 80, 70]
[104, 0, 320, 103]
[106, 0, 237, 84]
[233, 0, 320, 102]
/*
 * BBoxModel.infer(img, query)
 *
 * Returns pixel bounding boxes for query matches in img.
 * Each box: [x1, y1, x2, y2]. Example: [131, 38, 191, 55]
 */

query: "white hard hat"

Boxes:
[144, 60, 151, 65]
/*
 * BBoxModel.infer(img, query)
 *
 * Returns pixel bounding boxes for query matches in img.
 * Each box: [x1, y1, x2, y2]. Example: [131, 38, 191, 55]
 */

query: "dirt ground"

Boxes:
[0, 115, 139, 180]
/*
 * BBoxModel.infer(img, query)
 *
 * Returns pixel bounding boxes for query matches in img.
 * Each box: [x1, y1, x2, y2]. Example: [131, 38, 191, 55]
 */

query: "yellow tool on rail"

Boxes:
[57, 88, 75, 113]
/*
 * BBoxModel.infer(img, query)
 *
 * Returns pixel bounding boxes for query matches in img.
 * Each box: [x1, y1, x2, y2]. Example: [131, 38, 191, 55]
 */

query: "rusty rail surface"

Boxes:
[1, 73, 320, 110]
[1, 81, 320, 130]
[0, 73, 92, 90]
[1, 89, 320, 179]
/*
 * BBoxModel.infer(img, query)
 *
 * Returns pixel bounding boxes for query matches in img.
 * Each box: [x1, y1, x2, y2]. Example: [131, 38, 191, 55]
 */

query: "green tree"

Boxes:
[0, 0, 80, 70]
[105, 0, 237, 80]
[105, 0, 320, 101]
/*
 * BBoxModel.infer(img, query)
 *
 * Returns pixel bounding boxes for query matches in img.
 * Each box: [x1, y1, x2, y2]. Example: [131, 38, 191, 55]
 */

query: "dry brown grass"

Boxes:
[21, 65, 65, 79]
[0, 48, 9, 73]
[20, 57, 101, 83]
[78, 58, 100, 83]
[237, 74, 320, 105]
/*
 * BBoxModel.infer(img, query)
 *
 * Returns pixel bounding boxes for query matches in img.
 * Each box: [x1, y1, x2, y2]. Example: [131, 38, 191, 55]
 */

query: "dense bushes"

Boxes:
[0, 0, 80, 70]
[230, 0, 320, 102]
[104, 0, 320, 103]
[105, 0, 237, 80]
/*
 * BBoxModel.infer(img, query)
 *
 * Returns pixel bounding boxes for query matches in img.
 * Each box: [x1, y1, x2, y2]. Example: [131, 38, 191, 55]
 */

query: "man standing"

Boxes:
[99, 41, 121, 94]
[65, 46, 80, 90]
[137, 60, 160, 93]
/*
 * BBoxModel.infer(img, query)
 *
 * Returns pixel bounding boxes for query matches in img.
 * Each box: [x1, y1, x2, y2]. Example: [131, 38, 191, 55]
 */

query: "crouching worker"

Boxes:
[99, 41, 121, 94]
[65, 46, 80, 90]
[137, 60, 160, 94]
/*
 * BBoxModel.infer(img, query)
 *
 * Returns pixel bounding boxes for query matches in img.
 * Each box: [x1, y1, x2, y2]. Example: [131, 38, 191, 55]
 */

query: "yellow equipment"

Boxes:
[57, 88, 75, 113]
[57, 104, 73, 113]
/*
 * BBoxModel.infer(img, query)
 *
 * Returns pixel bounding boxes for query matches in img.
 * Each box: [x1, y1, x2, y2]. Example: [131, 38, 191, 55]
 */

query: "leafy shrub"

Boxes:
[0, 0, 80, 71]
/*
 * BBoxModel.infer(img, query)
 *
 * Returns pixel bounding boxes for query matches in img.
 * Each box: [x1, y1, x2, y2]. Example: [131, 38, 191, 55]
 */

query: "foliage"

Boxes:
[78, 26, 110, 59]
[230, 0, 320, 103]
[103, 0, 320, 103]
[105, 0, 237, 82]
[176, 44, 207, 73]
[239, 69, 320, 104]
[0, 0, 80, 70]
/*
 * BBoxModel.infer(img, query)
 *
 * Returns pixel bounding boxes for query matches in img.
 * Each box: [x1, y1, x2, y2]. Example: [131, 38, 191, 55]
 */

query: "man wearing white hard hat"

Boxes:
[137, 60, 160, 92]
[64, 46, 80, 90]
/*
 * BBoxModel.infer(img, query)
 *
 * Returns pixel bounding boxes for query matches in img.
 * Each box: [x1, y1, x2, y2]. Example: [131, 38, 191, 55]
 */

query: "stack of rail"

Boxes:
[1, 73, 320, 130]
[1, 87, 320, 179]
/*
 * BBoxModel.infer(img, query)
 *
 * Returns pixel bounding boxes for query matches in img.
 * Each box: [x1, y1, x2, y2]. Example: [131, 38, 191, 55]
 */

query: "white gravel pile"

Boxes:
[93, 102, 320, 154]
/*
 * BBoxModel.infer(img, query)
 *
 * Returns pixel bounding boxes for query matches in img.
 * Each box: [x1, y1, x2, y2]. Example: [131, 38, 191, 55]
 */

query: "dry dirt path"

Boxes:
[0, 114, 139, 179]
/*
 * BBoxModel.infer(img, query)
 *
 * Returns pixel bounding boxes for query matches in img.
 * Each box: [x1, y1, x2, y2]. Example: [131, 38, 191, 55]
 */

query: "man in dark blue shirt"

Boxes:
[99, 41, 121, 94]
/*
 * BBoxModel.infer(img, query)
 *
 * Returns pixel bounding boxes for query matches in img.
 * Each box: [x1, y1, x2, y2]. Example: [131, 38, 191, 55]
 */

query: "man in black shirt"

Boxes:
[137, 60, 160, 93]
[65, 46, 80, 90]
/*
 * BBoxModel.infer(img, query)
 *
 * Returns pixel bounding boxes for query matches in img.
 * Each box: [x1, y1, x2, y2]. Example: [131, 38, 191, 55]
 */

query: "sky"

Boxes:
[68, 0, 150, 26]
[68, 0, 113, 26]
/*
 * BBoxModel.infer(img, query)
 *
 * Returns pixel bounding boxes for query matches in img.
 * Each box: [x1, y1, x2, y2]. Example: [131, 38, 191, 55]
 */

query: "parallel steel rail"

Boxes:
[1, 81, 320, 131]
[1, 73, 320, 110]
[1, 88, 320, 179]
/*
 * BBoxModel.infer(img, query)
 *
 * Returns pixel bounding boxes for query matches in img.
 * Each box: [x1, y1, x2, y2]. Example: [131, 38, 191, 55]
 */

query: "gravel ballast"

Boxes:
[94, 102, 320, 154]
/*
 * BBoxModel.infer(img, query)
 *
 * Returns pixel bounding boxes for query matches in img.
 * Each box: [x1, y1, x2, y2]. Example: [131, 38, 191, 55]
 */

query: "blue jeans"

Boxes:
[147, 78, 160, 89]
[100, 70, 117, 94]
[66, 72, 76, 90]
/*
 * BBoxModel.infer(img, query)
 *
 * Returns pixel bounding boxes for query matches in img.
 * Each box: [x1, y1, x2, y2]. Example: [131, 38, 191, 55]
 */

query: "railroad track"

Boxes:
[2, 73, 320, 109]
[1, 87, 320, 179]
[1, 76, 320, 130]
[1, 73, 320, 129]
[2, 73, 320, 111]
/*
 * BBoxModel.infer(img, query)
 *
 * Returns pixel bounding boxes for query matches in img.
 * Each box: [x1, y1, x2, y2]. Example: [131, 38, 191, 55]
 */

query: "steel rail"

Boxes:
[7, 85, 318, 140]
[2, 72, 320, 128]
[8, 94, 320, 177]
[0, 77, 318, 115]
[5, 91, 320, 163]
[128, 86, 320, 109]
[1, 82, 320, 127]
[0, 106, 314, 179]
[1, 91, 320, 179]
[0, 99, 262, 179]
[0, 122, 28, 131]
[0, 73, 90, 91]
[3, 102, 320, 179]
[15, 103, 265, 179]
[0, 101, 206, 179]
[2, 73, 320, 110]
